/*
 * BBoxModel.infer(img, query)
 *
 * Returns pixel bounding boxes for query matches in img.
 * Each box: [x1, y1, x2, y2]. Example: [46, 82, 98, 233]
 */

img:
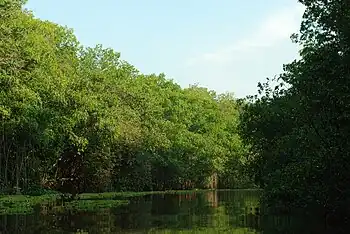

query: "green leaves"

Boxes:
[0, 0, 249, 194]
[240, 0, 350, 212]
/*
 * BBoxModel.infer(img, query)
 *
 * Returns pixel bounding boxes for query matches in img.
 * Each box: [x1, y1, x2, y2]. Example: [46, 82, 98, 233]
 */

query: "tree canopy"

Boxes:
[0, 0, 250, 196]
[239, 0, 350, 215]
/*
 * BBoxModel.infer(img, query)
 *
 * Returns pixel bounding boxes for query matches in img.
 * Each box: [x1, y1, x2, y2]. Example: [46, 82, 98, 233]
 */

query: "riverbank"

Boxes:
[0, 189, 268, 233]
[0, 189, 231, 215]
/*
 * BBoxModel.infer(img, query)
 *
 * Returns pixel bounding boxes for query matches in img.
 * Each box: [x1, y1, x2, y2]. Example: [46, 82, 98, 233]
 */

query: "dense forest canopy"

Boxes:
[2, 0, 350, 219]
[0, 0, 251, 196]
[239, 0, 350, 215]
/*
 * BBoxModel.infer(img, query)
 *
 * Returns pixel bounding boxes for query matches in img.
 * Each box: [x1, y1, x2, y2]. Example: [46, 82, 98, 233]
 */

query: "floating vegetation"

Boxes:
[147, 227, 257, 234]
[0, 194, 59, 214]
[52, 199, 130, 213]
[0, 190, 209, 215]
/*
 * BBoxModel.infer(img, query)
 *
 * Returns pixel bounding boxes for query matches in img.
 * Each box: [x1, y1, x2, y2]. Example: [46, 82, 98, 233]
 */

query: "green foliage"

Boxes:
[0, 190, 210, 215]
[239, 0, 350, 214]
[0, 0, 250, 195]
[0, 194, 59, 214]
[22, 185, 59, 196]
[53, 199, 129, 212]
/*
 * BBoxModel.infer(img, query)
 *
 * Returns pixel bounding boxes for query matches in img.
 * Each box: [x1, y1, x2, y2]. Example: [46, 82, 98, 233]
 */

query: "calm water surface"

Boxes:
[0, 190, 346, 233]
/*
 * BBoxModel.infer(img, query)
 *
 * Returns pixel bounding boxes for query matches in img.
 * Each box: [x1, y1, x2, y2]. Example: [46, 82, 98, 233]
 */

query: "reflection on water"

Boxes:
[0, 190, 347, 233]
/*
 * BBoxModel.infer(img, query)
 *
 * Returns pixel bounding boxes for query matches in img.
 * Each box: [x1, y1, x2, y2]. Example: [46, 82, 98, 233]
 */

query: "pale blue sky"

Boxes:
[25, 0, 304, 98]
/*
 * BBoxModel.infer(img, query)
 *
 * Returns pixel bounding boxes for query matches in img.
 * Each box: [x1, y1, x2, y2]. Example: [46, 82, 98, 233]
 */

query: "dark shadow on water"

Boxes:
[0, 190, 349, 233]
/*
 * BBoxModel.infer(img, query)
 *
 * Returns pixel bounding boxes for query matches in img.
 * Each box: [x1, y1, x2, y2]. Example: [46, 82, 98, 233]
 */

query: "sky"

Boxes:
[25, 0, 305, 98]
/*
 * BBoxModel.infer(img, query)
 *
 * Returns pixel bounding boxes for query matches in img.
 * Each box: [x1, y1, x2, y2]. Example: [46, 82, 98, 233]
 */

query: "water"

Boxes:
[0, 190, 347, 233]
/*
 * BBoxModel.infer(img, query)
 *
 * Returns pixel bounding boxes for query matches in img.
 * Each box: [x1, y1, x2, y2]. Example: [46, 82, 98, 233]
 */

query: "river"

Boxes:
[0, 190, 345, 233]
